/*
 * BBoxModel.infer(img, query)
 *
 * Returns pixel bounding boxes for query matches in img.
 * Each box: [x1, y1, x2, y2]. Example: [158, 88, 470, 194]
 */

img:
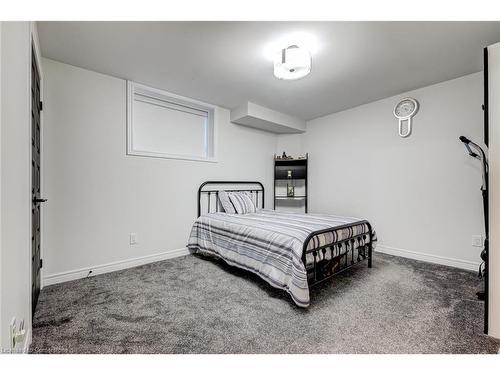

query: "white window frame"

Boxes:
[127, 81, 217, 162]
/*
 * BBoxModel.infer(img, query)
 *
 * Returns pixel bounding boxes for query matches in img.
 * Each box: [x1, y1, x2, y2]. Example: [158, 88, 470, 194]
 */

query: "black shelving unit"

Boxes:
[273, 153, 308, 213]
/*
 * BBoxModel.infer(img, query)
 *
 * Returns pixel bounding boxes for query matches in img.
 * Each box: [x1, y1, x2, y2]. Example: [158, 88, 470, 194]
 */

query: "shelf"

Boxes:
[275, 165, 306, 179]
[274, 159, 307, 167]
[274, 158, 307, 162]
[274, 153, 308, 212]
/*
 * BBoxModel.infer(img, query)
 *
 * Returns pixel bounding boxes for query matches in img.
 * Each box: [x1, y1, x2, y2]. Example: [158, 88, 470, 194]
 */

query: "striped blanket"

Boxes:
[187, 210, 376, 307]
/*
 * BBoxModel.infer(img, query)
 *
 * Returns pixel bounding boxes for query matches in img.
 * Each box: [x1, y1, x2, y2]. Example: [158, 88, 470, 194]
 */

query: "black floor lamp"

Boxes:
[459, 135, 489, 334]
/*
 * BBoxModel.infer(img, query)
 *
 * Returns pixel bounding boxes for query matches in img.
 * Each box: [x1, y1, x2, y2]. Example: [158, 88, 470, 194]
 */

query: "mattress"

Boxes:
[187, 209, 377, 307]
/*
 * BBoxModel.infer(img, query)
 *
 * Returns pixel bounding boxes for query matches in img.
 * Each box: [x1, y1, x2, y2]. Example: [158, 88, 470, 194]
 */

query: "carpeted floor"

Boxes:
[30, 253, 500, 354]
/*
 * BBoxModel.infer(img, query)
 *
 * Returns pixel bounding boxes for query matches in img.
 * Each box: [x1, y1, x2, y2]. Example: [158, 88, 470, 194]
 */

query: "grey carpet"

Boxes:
[30, 253, 499, 354]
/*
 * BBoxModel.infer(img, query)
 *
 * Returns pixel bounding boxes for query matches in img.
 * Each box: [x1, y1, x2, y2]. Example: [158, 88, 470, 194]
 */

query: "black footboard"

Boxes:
[302, 221, 373, 287]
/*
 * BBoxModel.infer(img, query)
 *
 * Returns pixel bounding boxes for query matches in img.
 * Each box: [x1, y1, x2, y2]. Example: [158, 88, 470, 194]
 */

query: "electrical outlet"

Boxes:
[472, 235, 483, 247]
[129, 233, 137, 245]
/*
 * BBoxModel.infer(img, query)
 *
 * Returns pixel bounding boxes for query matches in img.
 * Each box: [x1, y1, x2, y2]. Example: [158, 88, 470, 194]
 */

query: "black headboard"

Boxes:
[198, 181, 265, 217]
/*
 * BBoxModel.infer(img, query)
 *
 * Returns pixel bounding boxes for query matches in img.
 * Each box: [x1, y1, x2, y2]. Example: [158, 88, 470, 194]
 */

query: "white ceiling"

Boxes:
[38, 22, 500, 120]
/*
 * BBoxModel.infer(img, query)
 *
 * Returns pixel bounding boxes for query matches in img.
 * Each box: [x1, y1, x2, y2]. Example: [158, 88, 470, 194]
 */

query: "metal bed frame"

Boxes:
[197, 181, 373, 288]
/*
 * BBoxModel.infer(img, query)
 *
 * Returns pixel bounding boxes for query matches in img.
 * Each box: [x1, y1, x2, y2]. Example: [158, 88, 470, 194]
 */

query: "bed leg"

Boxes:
[366, 222, 373, 269]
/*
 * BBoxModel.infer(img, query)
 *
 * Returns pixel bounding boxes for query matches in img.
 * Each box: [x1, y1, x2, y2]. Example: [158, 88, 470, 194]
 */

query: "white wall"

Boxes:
[0, 20, 3, 350]
[44, 60, 485, 284]
[278, 73, 486, 270]
[487, 42, 500, 339]
[0, 22, 33, 352]
[42, 58, 277, 283]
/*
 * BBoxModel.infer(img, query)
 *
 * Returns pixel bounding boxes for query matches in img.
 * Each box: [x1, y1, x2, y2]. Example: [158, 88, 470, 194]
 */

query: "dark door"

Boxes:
[483, 47, 489, 335]
[31, 46, 45, 315]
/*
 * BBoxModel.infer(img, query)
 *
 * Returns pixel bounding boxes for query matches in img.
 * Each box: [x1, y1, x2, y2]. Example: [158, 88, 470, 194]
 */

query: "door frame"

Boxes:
[28, 21, 43, 326]
[487, 42, 500, 339]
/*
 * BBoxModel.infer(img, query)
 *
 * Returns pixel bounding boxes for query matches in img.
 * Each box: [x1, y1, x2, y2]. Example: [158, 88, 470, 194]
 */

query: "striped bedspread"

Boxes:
[187, 210, 377, 307]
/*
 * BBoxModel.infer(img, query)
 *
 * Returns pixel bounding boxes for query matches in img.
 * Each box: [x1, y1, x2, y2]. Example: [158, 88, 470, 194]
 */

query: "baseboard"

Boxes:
[487, 328, 500, 340]
[43, 244, 478, 284]
[375, 245, 480, 272]
[43, 247, 191, 286]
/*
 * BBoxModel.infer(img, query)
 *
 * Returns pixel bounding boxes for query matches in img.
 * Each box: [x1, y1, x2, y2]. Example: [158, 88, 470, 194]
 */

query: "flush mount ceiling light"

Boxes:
[273, 45, 312, 80]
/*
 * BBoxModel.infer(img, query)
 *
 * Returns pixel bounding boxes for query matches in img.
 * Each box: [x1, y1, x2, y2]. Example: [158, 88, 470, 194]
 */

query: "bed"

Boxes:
[187, 181, 377, 307]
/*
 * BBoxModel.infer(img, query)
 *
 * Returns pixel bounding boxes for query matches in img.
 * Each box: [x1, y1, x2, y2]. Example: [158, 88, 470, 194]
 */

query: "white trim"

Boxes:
[0, 20, 3, 348]
[128, 150, 218, 163]
[43, 247, 191, 286]
[22, 328, 31, 354]
[489, 329, 500, 340]
[25, 23, 35, 354]
[375, 245, 480, 272]
[126, 81, 218, 163]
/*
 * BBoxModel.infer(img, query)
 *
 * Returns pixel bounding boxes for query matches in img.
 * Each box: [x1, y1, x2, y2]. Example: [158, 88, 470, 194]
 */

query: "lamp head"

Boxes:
[459, 136, 470, 144]
[459, 136, 479, 158]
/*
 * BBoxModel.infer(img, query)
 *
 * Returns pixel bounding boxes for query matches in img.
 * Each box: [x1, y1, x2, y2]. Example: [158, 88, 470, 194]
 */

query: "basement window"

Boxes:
[127, 81, 216, 162]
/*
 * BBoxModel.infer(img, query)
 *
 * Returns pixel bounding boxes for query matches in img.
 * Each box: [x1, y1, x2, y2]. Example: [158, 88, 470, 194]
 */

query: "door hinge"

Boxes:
[39, 101, 43, 111]
[40, 259, 43, 268]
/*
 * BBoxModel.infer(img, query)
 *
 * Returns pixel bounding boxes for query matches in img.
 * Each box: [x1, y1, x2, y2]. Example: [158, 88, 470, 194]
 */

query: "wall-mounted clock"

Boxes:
[393, 97, 419, 138]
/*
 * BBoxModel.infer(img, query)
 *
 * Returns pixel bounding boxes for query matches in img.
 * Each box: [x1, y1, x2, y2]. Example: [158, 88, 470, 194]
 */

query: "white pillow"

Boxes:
[228, 192, 257, 214]
[218, 190, 236, 214]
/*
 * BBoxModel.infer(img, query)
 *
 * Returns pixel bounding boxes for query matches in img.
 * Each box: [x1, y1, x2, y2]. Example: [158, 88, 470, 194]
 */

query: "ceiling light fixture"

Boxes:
[273, 44, 312, 80]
